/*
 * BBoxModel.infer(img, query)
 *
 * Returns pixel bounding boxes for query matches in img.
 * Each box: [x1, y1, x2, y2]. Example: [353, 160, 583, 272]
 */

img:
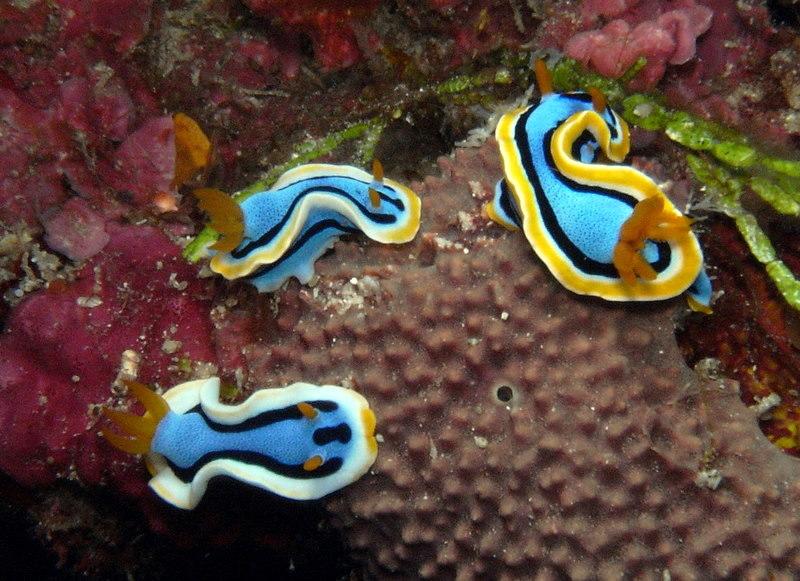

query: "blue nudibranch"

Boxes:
[487, 60, 712, 312]
[196, 162, 422, 292]
[102, 378, 378, 509]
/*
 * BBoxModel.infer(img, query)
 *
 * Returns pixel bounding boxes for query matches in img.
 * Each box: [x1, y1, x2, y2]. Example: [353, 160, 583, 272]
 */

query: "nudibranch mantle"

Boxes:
[490, 80, 712, 311]
[207, 163, 421, 293]
[105, 377, 378, 509]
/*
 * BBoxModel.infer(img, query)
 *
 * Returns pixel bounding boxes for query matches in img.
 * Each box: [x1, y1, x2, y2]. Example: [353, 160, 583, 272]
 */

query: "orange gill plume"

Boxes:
[101, 380, 170, 455]
[613, 196, 693, 285]
[192, 188, 245, 252]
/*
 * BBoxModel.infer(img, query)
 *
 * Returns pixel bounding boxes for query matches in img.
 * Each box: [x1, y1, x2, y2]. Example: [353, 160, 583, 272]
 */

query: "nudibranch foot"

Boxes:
[242, 215, 352, 292]
[102, 377, 378, 509]
[204, 163, 421, 292]
[687, 268, 713, 313]
[491, 58, 712, 310]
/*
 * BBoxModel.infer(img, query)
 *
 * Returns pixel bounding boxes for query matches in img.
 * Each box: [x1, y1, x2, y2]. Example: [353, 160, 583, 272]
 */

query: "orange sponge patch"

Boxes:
[172, 112, 212, 189]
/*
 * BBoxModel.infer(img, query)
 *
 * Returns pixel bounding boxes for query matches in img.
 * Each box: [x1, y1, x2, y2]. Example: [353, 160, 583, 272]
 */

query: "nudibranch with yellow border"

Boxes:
[195, 161, 422, 292]
[487, 60, 712, 312]
[102, 378, 378, 509]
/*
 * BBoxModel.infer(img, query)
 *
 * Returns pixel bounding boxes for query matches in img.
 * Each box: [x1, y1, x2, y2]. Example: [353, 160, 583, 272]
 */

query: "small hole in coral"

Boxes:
[496, 384, 514, 403]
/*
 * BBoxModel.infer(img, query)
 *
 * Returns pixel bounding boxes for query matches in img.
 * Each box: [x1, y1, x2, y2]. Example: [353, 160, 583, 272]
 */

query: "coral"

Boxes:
[238, 0, 536, 74]
[580, 0, 639, 20]
[564, 0, 713, 89]
[242, 0, 379, 71]
[423, 1, 533, 68]
[13, 477, 355, 578]
[0, 223, 217, 490]
[679, 218, 800, 458]
[0, 2, 168, 226]
[547, 0, 780, 141]
[60, 0, 154, 54]
[556, 0, 785, 143]
[107, 116, 176, 208]
[193, 141, 800, 578]
[0, 87, 70, 226]
[42, 197, 110, 261]
[0, 222, 74, 312]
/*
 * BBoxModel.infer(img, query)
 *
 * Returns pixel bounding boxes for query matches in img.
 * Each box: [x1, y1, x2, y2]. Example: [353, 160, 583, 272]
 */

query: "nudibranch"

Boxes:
[195, 161, 422, 292]
[102, 377, 378, 509]
[487, 60, 712, 312]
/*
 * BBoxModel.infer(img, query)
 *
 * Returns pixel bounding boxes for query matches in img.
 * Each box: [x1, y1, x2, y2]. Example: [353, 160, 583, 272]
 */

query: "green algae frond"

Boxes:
[552, 57, 800, 311]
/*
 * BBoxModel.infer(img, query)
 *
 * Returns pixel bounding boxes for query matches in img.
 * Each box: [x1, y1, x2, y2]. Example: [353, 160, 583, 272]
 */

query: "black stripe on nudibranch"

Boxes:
[498, 179, 522, 228]
[313, 423, 352, 446]
[243, 219, 361, 281]
[606, 109, 619, 141]
[166, 451, 345, 482]
[571, 130, 599, 164]
[232, 183, 403, 259]
[516, 108, 670, 278]
[162, 399, 348, 483]
[187, 400, 339, 433]
[277, 177, 404, 212]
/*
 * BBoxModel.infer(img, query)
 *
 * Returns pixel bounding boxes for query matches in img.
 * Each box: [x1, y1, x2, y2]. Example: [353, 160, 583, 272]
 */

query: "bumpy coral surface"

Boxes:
[201, 142, 800, 578]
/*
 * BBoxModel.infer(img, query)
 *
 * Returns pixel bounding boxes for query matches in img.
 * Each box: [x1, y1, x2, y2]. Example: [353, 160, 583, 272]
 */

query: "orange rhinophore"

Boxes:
[588, 86, 607, 113]
[534, 58, 553, 96]
[368, 158, 384, 208]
